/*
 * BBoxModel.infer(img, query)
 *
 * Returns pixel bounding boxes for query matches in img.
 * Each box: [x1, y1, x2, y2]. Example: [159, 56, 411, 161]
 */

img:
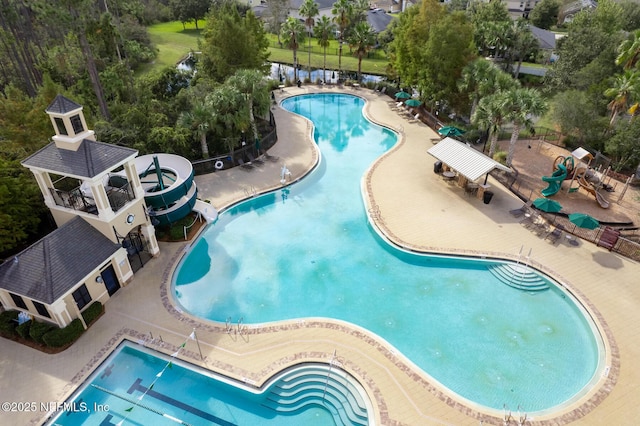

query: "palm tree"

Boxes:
[280, 17, 306, 82]
[314, 16, 335, 83]
[299, 0, 319, 79]
[604, 70, 640, 126]
[472, 93, 508, 158]
[502, 88, 548, 166]
[348, 22, 376, 82]
[616, 29, 640, 70]
[459, 59, 498, 118]
[459, 59, 518, 118]
[227, 69, 270, 144]
[511, 22, 539, 79]
[209, 85, 247, 158]
[178, 98, 217, 159]
[332, 0, 352, 79]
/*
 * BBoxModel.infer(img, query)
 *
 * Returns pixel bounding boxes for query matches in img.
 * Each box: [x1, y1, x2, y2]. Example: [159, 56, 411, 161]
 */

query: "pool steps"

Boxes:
[262, 364, 369, 426]
[487, 264, 550, 292]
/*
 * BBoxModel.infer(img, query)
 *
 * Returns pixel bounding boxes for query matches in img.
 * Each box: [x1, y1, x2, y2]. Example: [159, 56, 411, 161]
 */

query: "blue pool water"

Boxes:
[174, 94, 602, 413]
[48, 342, 351, 425]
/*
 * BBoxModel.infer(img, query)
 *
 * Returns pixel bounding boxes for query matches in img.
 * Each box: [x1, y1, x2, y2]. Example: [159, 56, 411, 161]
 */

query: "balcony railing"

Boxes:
[48, 181, 135, 215]
[49, 186, 98, 215]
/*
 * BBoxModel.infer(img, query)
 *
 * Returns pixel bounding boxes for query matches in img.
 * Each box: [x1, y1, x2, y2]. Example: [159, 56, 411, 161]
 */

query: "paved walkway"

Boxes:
[2, 86, 639, 426]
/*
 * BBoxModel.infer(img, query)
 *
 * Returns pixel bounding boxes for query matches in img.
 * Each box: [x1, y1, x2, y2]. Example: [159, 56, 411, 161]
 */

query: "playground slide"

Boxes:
[541, 163, 567, 197]
[575, 168, 610, 209]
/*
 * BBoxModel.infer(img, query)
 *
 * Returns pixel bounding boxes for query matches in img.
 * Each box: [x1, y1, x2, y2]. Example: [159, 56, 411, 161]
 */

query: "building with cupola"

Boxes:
[0, 95, 160, 329]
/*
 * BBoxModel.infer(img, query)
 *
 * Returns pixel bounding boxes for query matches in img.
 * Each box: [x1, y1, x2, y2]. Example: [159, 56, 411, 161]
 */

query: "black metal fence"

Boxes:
[493, 168, 640, 262]
[192, 113, 277, 176]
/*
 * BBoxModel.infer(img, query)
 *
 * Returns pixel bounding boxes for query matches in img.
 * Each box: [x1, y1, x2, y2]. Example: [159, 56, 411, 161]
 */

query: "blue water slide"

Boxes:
[541, 163, 567, 197]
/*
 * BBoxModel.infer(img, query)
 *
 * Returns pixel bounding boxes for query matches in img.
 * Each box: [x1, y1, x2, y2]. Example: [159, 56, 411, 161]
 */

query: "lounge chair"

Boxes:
[247, 152, 264, 165]
[510, 201, 532, 218]
[260, 149, 279, 162]
[545, 224, 565, 244]
[236, 158, 253, 170]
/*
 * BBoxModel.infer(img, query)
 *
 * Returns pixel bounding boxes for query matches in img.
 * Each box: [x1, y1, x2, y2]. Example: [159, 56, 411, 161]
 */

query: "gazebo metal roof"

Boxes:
[428, 137, 511, 182]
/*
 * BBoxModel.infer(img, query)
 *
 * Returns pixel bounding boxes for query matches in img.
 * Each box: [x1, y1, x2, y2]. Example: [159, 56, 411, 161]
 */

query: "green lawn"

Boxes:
[142, 20, 389, 77]
[139, 21, 205, 75]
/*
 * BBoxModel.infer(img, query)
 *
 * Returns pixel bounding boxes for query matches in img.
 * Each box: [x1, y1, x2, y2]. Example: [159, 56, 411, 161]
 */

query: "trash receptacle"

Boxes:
[483, 191, 494, 204]
[434, 161, 443, 174]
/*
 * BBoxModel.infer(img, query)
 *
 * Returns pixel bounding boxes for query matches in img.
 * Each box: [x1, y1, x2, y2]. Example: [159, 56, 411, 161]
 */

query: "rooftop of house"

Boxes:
[0, 217, 121, 304]
[529, 25, 556, 50]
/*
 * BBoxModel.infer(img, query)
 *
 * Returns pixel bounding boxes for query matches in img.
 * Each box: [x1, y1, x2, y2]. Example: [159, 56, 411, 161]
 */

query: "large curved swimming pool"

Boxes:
[174, 93, 603, 413]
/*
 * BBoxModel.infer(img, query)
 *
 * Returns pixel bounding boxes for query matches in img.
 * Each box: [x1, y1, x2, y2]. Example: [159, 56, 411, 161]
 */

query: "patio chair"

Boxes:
[509, 201, 532, 218]
[247, 152, 264, 165]
[534, 220, 549, 236]
[260, 149, 279, 162]
[236, 157, 254, 170]
[519, 212, 538, 229]
[545, 224, 565, 244]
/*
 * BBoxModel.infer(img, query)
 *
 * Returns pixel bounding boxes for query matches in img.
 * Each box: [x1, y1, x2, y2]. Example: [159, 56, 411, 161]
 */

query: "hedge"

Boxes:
[30, 321, 55, 345]
[82, 301, 103, 325]
[15, 319, 32, 339]
[0, 311, 19, 337]
[42, 319, 84, 348]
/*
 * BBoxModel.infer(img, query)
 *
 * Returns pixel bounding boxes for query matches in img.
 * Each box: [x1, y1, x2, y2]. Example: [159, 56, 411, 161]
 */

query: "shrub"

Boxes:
[82, 301, 103, 325]
[30, 321, 54, 345]
[42, 319, 84, 348]
[15, 320, 32, 340]
[0, 311, 19, 337]
[493, 150, 508, 165]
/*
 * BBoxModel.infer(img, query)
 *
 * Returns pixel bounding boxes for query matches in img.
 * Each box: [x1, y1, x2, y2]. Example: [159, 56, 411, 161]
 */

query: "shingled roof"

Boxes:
[0, 217, 121, 304]
[46, 95, 83, 114]
[21, 140, 137, 179]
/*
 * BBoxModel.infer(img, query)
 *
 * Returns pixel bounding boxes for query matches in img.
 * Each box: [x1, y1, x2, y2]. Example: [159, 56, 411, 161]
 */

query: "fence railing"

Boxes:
[192, 114, 277, 176]
[493, 168, 640, 262]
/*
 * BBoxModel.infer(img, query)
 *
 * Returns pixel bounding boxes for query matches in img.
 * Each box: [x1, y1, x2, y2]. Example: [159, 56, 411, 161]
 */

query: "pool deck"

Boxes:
[2, 86, 639, 426]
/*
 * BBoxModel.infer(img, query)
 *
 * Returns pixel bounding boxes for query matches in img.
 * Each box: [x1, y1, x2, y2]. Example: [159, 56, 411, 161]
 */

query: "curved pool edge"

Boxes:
[178, 90, 618, 424]
[358, 107, 618, 422]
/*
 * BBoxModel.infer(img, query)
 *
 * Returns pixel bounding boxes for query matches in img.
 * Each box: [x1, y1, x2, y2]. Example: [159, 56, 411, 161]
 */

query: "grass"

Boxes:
[139, 21, 205, 75]
[267, 35, 388, 77]
[142, 20, 389, 77]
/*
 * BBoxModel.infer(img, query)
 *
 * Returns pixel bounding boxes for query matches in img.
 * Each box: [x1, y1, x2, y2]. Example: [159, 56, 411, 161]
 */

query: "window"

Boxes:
[72, 284, 92, 310]
[33, 301, 51, 318]
[70, 114, 84, 134]
[10, 293, 28, 310]
[54, 117, 68, 136]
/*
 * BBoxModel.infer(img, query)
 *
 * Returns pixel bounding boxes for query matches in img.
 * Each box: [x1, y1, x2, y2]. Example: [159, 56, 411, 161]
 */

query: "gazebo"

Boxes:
[428, 137, 512, 199]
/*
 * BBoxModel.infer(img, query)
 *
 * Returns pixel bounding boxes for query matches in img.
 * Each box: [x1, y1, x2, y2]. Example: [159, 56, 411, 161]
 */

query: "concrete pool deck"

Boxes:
[2, 86, 638, 426]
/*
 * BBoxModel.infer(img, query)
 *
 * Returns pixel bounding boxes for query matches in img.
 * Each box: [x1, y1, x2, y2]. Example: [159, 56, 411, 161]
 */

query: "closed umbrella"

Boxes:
[532, 198, 562, 213]
[569, 213, 599, 230]
[395, 91, 411, 99]
[437, 126, 465, 137]
[405, 99, 422, 107]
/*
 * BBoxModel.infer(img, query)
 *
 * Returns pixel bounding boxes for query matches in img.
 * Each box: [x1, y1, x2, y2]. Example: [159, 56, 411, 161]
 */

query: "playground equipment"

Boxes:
[541, 156, 574, 197]
[573, 167, 611, 209]
[541, 154, 610, 208]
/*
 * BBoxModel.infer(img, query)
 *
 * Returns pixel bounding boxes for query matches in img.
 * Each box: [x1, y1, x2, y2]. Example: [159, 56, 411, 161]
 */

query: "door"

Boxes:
[101, 265, 121, 296]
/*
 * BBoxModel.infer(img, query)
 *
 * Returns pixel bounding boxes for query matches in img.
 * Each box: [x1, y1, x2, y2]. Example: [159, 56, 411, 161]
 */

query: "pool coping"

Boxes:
[25, 87, 624, 426]
[163, 91, 619, 424]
